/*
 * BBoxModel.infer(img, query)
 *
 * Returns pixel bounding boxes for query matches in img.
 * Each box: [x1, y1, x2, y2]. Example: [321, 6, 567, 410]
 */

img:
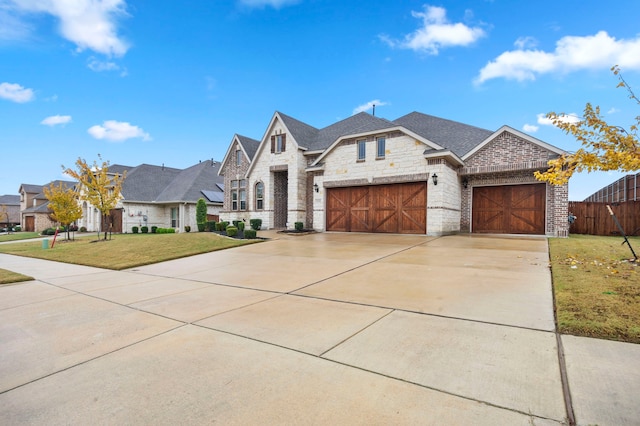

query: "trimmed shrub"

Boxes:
[132, 226, 139, 234]
[151, 226, 158, 234]
[14, 225, 21, 232]
[196, 198, 207, 227]
[79, 226, 87, 232]
[295, 222, 304, 231]
[237, 221, 245, 231]
[184, 225, 191, 233]
[156, 227, 176, 234]
[41, 228, 56, 236]
[206, 221, 216, 231]
[232, 220, 241, 228]
[244, 229, 257, 239]
[141, 226, 149, 234]
[250, 218, 262, 230]
[197, 223, 205, 232]
[226, 226, 238, 237]
[216, 221, 229, 231]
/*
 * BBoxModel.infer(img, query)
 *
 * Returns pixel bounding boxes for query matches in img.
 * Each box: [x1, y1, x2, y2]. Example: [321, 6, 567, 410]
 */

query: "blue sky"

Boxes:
[1, 0, 639, 201]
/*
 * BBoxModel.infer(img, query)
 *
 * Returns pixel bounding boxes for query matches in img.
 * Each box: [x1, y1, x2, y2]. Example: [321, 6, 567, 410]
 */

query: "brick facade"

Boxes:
[460, 132, 569, 237]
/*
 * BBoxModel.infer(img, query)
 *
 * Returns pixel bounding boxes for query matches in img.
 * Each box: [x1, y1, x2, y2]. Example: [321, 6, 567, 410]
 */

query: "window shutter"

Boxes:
[271, 136, 275, 153]
[281, 134, 286, 152]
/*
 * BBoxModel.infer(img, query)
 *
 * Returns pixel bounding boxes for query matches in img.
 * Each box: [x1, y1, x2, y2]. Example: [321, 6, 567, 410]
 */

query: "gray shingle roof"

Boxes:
[121, 161, 224, 204]
[155, 160, 224, 203]
[0, 195, 20, 205]
[278, 111, 397, 151]
[392, 112, 494, 157]
[121, 164, 182, 201]
[236, 135, 260, 160]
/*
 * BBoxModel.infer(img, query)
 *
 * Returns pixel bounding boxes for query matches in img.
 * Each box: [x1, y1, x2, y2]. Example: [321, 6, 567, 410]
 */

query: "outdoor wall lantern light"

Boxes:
[314, 183, 319, 193]
[462, 177, 469, 189]
[432, 173, 438, 186]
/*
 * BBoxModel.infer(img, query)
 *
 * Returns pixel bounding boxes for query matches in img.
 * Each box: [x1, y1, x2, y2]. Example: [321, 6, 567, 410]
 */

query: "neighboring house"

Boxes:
[0, 194, 20, 228]
[18, 181, 76, 232]
[219, 111, 569, 237]
[80, 160, 225, 233]
[583, 172, 640, 202]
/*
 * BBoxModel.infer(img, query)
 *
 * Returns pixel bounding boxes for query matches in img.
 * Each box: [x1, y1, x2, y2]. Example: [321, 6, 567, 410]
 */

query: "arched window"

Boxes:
[255, 182, 264, 210]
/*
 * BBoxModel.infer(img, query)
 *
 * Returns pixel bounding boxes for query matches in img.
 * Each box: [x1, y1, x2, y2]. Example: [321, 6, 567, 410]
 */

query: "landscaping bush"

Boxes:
[295, 222, 304, 231]
[80, 226, 87, 232]
[14, 225, 21, 232]
[151, 226, 158, 234]
[226, 225, 238, 237]
[244, 229, 257, 239]
[156, 227, 176, 234]
[232, 220, 241, 228]
[216, 221, 229, 231]
[206, 221, 216, 231]
[132, 226, 139, 234]
[41, 228, 57, 235]
[237, 221, 245, 231]
[250, 218, 262, 230]
[184, 225, 191, 233]
[141, 226, 149, 234]
[197, 223, 205, 232]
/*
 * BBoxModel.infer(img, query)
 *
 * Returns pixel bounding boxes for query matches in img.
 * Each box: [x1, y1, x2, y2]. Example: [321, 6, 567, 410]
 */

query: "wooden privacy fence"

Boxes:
[568, 201, 640, 236]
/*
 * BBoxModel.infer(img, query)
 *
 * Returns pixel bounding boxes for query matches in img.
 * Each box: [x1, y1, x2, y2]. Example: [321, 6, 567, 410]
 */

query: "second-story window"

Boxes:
[271, 134, 286, 153]
[236, 150, 242, 166]
[357, 139, 366, 161]
[376, 136, 386, 159]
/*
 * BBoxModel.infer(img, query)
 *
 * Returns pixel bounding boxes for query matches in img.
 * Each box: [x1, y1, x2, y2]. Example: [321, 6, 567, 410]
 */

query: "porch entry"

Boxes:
[273, 171, 288, 228]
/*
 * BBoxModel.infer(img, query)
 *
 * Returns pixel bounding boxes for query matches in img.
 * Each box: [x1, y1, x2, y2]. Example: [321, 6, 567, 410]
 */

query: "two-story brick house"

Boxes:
[218, 111, 569, 237]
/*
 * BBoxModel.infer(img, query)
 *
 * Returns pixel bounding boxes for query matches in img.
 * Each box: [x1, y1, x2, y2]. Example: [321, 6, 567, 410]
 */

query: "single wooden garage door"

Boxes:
[326, 182, 426, 234]
[472, 184, 546, 234]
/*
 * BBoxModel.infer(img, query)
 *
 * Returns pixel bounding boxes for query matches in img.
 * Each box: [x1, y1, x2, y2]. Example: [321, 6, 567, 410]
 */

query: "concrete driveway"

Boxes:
[0, 232, 638, 425]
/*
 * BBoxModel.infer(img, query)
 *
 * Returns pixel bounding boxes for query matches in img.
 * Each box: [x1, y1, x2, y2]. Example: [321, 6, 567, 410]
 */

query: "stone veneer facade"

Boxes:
[220, 117, 569, 237]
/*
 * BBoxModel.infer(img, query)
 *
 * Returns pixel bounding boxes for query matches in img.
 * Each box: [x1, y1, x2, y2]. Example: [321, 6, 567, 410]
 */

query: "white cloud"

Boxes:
[3, 0, 129, 56]
[88, 120, 151, 142]
[238, 0, 299, 8]
[353, 100, 388, 115]
[476, 31, 640, 84]
[537, 113, 581, 126]
[514, 36, 537, 50]
[523, 124, 539, 133]
[87, 57, 119, 72]
[0, 82, 34, 102]
[381, 5, 485, 54]
[607, 107, 620, 114]
[41, 114, 71, 126]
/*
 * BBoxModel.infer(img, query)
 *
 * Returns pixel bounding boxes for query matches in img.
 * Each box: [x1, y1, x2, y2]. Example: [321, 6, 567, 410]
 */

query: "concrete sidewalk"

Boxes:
[0, 233, 638, 425]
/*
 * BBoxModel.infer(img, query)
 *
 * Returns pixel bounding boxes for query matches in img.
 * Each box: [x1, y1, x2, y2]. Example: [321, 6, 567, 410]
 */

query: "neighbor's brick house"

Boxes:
[218, 111, 569, 237]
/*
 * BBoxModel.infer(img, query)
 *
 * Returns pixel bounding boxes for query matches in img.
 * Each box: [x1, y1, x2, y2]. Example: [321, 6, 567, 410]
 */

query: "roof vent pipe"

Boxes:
[372, 104, 376, 116]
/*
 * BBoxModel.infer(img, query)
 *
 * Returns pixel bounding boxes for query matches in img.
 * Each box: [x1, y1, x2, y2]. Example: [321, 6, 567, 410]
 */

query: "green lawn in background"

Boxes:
[0, 232, 41, 243]
[0, 232, 257, 271]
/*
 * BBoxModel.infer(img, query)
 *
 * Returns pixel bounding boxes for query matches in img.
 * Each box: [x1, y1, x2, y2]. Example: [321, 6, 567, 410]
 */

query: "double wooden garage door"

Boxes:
[472, 184, 546, 234]
[326, 182, 427, 234]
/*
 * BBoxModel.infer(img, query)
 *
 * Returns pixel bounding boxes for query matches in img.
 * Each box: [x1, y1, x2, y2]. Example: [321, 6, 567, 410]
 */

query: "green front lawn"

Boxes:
[0, 232, 41, 243]
[0, 232, 257, 271]
[549, 234, 640, 343]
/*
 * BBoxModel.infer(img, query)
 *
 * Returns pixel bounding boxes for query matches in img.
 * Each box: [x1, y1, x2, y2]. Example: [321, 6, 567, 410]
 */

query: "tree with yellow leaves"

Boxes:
[535, 66, 640, 185]
[43, 182, 83, 240]
[63, 155, 126, 240]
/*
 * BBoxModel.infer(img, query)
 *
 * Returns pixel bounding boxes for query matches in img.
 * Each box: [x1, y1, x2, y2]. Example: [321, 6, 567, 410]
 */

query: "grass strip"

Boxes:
[549, 234, 640, 343]
[0, 268, 34, 284]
